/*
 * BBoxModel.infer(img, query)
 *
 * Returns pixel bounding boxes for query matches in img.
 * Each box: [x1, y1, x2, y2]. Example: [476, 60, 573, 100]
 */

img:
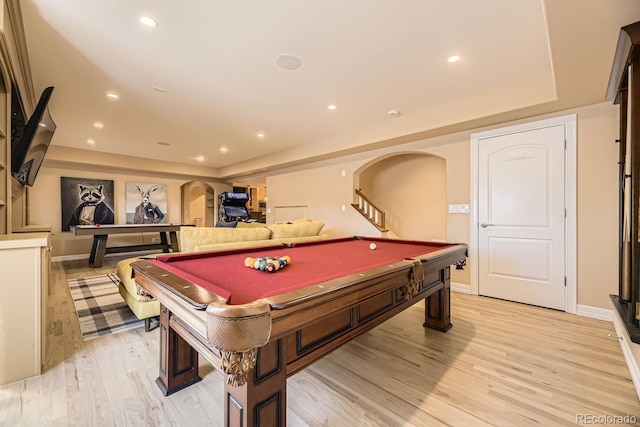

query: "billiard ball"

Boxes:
[369, 243, 377, 250]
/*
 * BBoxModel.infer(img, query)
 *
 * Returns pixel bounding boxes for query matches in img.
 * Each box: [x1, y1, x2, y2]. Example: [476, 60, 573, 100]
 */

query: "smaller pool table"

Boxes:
[70, 223, 192, 267]
[131, 236, 467, 426]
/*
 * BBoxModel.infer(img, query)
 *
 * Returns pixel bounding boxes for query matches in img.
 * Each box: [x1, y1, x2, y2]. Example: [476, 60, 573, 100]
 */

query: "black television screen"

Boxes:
[223, 205, 249, 218]
[11, 86, 56, 186]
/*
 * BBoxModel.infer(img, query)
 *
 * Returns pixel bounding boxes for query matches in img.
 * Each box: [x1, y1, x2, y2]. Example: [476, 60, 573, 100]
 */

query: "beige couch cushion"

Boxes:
[292, 217, 313, 223]
[267, 220, 324, 240]
[238, 217, 312, 228]
[180, 226, 271, 252]
[194, 239, 274, 252]
[194, 234, 328, 252]
[236, 222, 269, 228]
[275, 217, 313, 224]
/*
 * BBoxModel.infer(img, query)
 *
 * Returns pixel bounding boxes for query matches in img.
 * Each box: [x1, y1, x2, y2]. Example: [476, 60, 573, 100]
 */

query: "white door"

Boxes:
[477, 124, 566, 310]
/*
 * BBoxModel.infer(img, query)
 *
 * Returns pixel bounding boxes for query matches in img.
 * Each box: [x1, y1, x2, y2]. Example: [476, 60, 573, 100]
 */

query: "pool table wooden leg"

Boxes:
[423, 266, 452, 332]
[224, 338, 287, 427]
[155, 304, 202, 396]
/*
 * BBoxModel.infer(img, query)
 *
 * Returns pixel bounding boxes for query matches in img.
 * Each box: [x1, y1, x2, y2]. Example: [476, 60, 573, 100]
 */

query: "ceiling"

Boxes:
[19, 0, 640, 180]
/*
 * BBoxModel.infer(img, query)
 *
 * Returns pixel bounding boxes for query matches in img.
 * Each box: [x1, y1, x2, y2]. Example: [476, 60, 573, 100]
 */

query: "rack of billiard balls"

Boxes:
[244, 255, 292, 273]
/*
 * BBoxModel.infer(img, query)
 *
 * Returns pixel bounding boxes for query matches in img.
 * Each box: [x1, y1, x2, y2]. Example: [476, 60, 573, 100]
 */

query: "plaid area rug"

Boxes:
[68, 273, 144, 341]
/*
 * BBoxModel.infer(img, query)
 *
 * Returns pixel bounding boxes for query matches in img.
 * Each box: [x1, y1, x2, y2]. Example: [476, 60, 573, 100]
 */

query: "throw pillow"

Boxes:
[215, 220, 238, 228]
[268, 220, 325, 240]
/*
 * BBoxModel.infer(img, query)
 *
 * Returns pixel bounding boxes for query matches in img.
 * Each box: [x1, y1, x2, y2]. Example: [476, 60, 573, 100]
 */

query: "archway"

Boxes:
[180, 181, 215, 227]
[354, 152, 447, 240]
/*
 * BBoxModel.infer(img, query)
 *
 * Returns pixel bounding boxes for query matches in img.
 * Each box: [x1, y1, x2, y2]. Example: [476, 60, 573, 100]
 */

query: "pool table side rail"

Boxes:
[285, 235, 457, 249]
[132, 260, 226, 309]
[133, 268, 209, 337]
[264, 243, 467, 310]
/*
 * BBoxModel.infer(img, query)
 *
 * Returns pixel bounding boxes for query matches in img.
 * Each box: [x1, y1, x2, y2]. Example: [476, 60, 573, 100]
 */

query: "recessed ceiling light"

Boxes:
[328, 105, 337, 110]
[387, 109, 401, 117]
[275, 54, 302, 70]
[256, 132, 265, 138]
[447, 55, 461, 63]
[219, 146, 229, 154]
[93, 122, 104, 129]
[86, 138, 96, 145]
[106, 91, 120, 101]
[140, 16, 159, 28]
[195, 155, 205, 162]
[157, 141, 170, 146]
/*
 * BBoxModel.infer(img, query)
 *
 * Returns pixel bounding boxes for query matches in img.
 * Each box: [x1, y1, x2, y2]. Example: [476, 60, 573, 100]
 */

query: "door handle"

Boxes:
[480, 223, 493, 228]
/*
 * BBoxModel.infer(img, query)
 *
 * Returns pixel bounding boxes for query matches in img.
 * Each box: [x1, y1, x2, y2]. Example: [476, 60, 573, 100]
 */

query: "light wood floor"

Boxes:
[1, 257, 639, 426]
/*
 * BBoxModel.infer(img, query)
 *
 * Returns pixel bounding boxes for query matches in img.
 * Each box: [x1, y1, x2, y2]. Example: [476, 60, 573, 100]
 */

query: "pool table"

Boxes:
[70, 223, 192, 267]
[131, 236, 467, 426]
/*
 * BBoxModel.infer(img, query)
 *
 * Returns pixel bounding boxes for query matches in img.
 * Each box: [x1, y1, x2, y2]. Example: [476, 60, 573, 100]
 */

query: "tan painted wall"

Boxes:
[359, 154, 447, 241]
[423, 141, 471, 286]
[188, 186, 206, 226]
[575, 102, 619, 308]
[267, 161, 366, 236]
[266, 102, 618, 309]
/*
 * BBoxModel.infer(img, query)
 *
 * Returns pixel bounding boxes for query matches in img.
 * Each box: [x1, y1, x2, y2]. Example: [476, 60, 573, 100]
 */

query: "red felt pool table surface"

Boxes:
[150, 237, 458, 305]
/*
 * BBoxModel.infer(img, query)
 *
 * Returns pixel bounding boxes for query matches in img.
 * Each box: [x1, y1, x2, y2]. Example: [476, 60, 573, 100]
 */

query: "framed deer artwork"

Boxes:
[125, 182, 168, 224]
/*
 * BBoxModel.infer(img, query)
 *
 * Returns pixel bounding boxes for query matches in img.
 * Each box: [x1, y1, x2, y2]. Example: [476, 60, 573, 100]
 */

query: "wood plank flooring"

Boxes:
[0, 257, 638, 426]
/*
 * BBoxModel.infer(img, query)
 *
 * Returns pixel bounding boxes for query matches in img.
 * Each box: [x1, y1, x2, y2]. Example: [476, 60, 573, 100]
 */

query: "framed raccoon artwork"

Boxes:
[125, 182, 167, 224]
[61, 177, 115, 231]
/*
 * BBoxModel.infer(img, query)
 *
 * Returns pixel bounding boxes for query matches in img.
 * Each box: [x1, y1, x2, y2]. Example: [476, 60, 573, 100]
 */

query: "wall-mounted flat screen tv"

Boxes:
[11, 86, 56, 186]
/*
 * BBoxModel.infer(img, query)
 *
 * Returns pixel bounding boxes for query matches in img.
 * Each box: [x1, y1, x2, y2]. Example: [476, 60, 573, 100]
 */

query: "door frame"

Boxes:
[469, 114, 577, 314]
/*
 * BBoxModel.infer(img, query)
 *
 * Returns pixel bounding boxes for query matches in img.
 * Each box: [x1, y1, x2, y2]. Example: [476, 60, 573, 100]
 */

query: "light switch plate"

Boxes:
[448, 204, 470, 214]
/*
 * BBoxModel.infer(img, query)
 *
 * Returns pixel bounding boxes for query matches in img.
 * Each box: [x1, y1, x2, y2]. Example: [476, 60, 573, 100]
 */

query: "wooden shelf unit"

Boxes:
[607, 20, 640, 341]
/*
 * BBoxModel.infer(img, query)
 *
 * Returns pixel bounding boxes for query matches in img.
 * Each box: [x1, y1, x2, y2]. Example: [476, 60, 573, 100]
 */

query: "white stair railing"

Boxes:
[351, 189, 388, 232]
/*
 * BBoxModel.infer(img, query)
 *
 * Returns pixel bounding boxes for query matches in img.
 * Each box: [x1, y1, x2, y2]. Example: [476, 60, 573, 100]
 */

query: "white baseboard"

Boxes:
[612, 308, 640, 401]
[576, 304, 613, 322]
[52, 254, 88, 263]
[451, 282, 470, 294]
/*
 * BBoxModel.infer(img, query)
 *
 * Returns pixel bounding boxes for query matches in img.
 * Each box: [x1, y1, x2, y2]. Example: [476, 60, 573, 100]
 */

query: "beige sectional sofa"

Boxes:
[117, 219, 327, 330]
[181, 220, 326, 252]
